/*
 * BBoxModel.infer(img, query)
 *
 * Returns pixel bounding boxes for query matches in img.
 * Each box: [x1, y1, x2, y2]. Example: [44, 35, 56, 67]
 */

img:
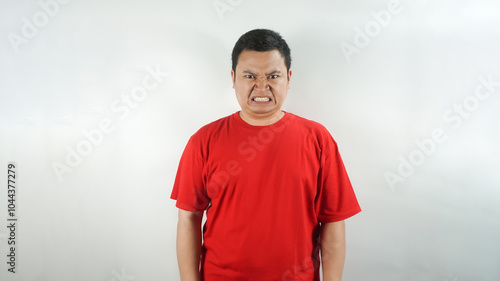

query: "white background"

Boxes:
[1, 0, 500, 280]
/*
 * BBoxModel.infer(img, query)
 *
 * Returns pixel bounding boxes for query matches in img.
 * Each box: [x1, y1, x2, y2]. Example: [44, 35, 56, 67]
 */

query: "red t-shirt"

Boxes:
[171, 112, 361, 281]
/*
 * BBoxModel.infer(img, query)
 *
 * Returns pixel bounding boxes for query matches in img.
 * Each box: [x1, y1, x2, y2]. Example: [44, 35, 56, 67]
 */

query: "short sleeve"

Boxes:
[170, 134, 210, 212]
[315, 134, 361, 223]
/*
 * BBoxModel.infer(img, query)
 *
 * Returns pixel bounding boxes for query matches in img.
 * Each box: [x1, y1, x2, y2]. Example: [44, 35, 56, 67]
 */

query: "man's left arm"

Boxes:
[320, 220, 346, 281]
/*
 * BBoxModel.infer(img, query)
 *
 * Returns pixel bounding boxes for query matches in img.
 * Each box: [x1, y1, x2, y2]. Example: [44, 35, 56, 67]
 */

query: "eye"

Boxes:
[268, 75, 279, 79]
[244, 75, 255, 79]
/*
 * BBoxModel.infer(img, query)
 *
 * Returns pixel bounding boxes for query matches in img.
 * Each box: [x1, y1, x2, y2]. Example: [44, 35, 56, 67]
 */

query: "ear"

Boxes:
[231, 69, 235, 89]
[287, 69, 292, 89]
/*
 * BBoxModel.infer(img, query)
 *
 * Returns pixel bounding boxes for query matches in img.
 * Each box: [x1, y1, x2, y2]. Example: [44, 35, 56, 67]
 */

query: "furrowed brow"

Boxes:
[242, 70, 256, 75]
[266, 70, 281, 76]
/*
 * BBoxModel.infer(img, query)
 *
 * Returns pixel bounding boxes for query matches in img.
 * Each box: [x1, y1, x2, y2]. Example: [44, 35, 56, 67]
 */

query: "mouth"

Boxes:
[251, 96, 273, 103]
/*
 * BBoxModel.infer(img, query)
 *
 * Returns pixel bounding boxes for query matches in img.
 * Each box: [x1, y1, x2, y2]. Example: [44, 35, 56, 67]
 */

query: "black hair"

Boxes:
[231, 29, 291, 73]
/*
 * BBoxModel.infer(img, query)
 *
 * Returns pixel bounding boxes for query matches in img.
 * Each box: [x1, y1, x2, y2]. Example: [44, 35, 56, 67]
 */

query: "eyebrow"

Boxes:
[242, 70, 281, 76]
[266, 70, 281, 76]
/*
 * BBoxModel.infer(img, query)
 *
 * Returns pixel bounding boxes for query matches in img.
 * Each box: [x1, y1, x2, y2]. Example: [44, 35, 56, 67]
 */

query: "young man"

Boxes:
[171, 29, 361, 281]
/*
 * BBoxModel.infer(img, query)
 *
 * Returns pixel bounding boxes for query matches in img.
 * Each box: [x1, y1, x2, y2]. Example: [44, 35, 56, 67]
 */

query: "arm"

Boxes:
[176, 209, 203, 281]
[320, 220, 346, 281]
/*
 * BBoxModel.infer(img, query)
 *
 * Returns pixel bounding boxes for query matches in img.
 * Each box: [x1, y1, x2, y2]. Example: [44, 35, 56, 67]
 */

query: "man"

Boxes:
[171, 29, 361, 281]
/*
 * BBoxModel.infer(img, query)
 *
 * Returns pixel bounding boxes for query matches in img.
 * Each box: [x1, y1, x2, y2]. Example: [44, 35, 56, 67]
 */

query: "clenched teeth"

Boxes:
[253, 97, 270, 102]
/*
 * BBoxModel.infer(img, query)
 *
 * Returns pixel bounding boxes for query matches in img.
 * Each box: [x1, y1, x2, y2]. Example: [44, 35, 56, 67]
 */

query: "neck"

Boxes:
[239, 110, 285, 126]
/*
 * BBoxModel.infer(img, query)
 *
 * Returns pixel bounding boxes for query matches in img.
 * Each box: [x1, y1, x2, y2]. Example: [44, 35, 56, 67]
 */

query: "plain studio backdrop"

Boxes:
[1, 0, 500, 280]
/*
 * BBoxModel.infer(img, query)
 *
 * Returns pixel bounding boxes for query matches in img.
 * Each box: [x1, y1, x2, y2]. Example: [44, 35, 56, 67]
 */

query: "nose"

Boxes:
[253, 77, 270, 91]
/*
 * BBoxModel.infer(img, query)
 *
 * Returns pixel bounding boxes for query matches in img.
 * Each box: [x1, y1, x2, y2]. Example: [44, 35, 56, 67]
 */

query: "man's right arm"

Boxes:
[176, 209, 203, 281]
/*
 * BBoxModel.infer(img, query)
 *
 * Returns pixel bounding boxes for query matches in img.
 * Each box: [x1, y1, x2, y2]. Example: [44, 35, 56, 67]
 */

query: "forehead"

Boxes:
[236, 50, 286, 72]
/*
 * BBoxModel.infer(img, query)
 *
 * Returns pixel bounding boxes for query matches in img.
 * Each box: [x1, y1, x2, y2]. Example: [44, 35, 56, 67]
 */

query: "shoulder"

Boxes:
[189, 112, 235, 142]
[287, 113, 332, 136]
[287, 112, 339, 151]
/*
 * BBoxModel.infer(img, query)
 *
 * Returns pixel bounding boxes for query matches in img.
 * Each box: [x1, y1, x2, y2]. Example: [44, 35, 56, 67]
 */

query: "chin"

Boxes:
[250, 108, 277, 115]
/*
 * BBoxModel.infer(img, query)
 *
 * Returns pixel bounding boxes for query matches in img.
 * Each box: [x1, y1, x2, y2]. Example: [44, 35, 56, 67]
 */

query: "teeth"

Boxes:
[253, 97, 270, 102]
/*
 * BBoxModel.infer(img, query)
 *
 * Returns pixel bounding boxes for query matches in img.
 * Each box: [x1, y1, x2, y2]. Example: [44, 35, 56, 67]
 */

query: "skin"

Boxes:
[177, 210, 202, 281]
[231, 49, 292, 126]
[176, 49, 347, 281]
[320, 220, 346, 281]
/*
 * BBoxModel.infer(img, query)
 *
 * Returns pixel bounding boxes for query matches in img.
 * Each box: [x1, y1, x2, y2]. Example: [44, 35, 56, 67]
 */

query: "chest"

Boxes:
[202, 128, 322, 200]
